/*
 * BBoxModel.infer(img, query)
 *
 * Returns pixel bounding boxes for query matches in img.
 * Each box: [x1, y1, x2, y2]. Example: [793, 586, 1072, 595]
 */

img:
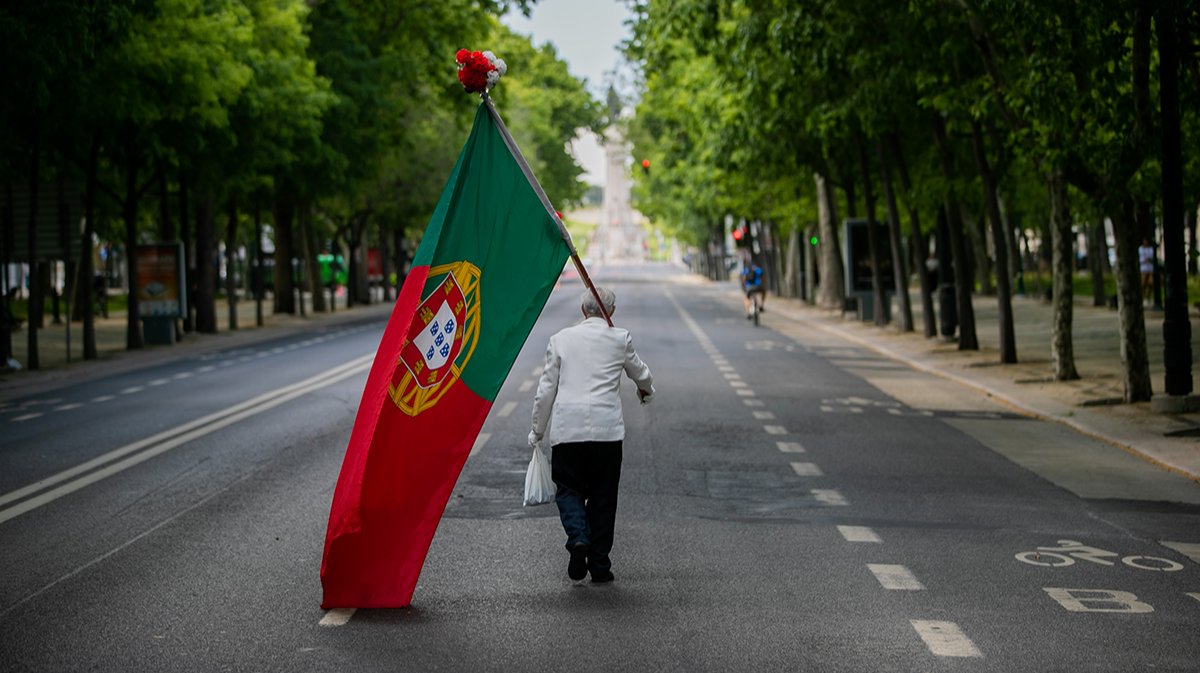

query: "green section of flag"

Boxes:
[411, 103, 570, 401]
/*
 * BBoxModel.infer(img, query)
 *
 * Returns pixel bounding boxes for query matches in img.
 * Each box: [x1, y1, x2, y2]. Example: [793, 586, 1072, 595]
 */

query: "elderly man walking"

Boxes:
[529, 287, 654, 583]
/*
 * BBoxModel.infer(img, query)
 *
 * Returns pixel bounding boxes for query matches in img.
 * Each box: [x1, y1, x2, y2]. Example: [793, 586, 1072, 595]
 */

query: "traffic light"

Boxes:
[810, 235, 819, 246]
[641, 159, 651, 175]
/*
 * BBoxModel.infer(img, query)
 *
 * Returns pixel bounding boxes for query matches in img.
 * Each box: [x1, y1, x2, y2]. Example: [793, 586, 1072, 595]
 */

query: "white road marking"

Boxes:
[812, 489, 848, 506]
[1043, 588, 1154, 613]
[219, 361, 234, 367]
[54, 403, 83, 411]
[777, 441, 805, 453]
[790, 462, 823, 477]
[518, 379, 535, 392]
[838, 525, 881, 543]
[1187, 593, 1200, 603]
[868, 564, 924, 590]
[197, 366, 215, 373]
[121, 386, 144, 394]
[496, 401, 518, 418]
[318, 608, 357, 627]
[820, 405, 834, 412]
[0, 354, 374, 522]
[531, 366, 544, 377]
[12, 413, 43, 422]
[729, 380, 748, 388]
[271, 347, 285, 354]
[1159, 541, 1200, 564]
[256, 352, 269, 358]
[173, 372, 192, 380]
[92, 395, 115, 403]
[470, 433, 492, 457]
[910, 620, 983, 658]
[764, 425, 787, 435]
[723, 372, 741, 379]
[736, 389, 755, 397]
[148, 379, 169, 386]
[752, 411, 775, 420]
[743, 399, 765, 407]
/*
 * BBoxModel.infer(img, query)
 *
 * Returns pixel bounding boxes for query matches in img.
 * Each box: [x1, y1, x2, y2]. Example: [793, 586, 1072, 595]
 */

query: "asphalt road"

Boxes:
[1, 263, 1198, 672]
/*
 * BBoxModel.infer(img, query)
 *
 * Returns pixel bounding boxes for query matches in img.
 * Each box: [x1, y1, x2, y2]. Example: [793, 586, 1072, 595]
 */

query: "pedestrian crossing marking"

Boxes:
[776, 441, 805, 453]
[910, 620, 982, 658]
[837, 525, 880, 542]
[319, 608, 356, 627]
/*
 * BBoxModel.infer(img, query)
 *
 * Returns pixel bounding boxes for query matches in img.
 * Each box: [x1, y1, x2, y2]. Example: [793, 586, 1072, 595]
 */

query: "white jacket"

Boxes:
[530, 317, 654, 447]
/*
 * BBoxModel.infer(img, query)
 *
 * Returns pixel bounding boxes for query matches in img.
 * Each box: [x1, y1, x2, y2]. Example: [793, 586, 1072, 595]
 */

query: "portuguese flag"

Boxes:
[320, 100, 571, 608]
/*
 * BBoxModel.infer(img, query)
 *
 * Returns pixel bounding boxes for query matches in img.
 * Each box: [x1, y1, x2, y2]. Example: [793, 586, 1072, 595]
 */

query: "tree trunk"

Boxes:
[969, 213, 993, 295]
[194, 195, 217, 333]
[889, 133, 937, 337]
[783, 227, 801, 299]
[1110, 198, 1152, 401]
[254, 206, 264, 327]
[803, 225, 817, 304]
[1186, 206, 1196, 276]
[815, 172, 845, 309]
[225, 198, 238, 331]
[301, 204, 325, 313]
[272, 197, 295, 314]
[970, 120, 1016, 363]
[393, 226, 408, 294]
[931, 113, 977, 349]
[878, 139, 913, 332]
[158, 167, 172, 241]
[26, 140, 41, 369]
[179, 171, 193, 333]
[1087, 220, 1107, 306]
[379, 220, 392, 302]
[122, 143, 143, 350]
[1156, 6, 1192, 397]
[1048, 171, 1078, 380]
[856, 141, 888, 326]
[81, 131, 99, 359]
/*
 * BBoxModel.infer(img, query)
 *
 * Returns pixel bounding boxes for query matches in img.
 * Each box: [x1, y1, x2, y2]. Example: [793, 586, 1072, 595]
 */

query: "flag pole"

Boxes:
[481, 94, 614, 327]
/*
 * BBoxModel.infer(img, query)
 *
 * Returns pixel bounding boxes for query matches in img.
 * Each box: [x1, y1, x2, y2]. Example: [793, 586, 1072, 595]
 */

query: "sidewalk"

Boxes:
[754, 287, 1200, 484]
[0, 294, 394, 400]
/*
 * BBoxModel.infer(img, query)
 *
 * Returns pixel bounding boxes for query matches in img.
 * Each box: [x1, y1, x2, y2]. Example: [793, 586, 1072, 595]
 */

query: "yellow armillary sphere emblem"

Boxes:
[388, 261, 481, 416]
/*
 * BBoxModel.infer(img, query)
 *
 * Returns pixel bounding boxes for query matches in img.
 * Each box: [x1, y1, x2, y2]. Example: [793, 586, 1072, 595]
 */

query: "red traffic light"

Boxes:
[641, 159, 651, 169]
[732, 228, 744, 241]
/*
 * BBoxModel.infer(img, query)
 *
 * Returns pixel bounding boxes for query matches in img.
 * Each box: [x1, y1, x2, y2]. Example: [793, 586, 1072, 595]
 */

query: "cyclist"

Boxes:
[741, 260, 766, 319]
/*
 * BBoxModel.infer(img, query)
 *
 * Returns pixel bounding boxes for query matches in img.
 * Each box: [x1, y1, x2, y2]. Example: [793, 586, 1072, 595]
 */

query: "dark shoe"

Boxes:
[567, 543, 589, 581]
[590, 570, 615, 584]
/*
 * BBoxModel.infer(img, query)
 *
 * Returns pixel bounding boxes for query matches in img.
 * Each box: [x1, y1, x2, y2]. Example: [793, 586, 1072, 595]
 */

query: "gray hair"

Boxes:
[581, 287, 616, 317]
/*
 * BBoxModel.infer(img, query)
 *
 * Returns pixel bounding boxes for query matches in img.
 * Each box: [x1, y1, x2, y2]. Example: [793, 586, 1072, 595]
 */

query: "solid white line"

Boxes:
[910, 620, 982, 658]
[790, 462, 823, 477]
[470, 433, 492, 457]
[496, 401, 518, 418]
[777, 441, 805, 453]
[518, 379, 535, 392]
[764, 425, 787, 435]
[319, 608, 357, 627]
[753, 411, 776, 420]
[812, 489, 848, 506]
[0, 354, 374, 516]
[837, 525, 881, 542]
[868, 564, 924, 590]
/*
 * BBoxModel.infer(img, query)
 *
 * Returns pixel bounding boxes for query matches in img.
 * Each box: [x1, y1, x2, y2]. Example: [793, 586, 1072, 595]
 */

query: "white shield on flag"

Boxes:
[413, 301, 458, 371]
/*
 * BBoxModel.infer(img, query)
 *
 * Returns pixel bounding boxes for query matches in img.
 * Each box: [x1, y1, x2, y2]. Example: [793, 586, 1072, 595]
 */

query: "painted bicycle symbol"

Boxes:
[1015, 539, 1184, 572]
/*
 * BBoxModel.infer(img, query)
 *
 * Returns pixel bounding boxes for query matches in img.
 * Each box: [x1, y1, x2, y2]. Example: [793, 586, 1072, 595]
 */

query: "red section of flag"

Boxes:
[319, 265, 490, 608]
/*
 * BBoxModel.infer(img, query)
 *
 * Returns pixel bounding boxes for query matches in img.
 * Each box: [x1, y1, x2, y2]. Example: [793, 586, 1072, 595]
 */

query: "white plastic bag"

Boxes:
[523, 445, 555, 506]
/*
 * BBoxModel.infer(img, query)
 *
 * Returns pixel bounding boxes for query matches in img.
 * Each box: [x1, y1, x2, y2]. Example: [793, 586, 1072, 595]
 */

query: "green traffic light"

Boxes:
[809, 236, 819, 246]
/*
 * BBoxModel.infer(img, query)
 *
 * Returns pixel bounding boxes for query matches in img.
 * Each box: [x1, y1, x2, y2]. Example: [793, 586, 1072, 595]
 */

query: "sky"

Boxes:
[502, 1, 634, 186]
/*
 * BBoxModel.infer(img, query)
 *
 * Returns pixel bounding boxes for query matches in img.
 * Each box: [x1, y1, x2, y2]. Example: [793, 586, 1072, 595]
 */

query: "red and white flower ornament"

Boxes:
[455, 49, 507, 94]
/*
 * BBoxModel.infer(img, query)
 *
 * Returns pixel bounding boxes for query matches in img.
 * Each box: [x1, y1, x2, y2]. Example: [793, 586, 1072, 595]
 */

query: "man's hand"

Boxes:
[528, 430, 542, 448]
[637, 388, 653, 405]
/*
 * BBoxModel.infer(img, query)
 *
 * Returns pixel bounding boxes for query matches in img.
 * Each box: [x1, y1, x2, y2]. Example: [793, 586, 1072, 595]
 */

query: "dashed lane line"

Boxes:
[496, 401, 519, 418]
[470, 433, 492, 457]
[752, 411, 776, 420]
[868, 564, 925, 590]
[54, 404, 83, 411]
[12, 413, 42, 422]
[777, 441, 805, 453]
[92, 395, 114, 403]
[518, 379, 535, 392]
[744, 400, 765, 407]
[736, 390, 756, 397]
[319, 608, 357, 627]
[790, 462, 823, 477]
[730, 381, 748, 388]
[812, 489, 848, 506]
[837, 525, 881, 542]
[764, 425, 787, 435]
[910, 620, 983, 658]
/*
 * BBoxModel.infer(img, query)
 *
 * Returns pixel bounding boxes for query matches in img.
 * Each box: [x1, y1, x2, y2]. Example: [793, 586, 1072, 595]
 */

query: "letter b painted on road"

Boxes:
[1044, 588, 1154, 613]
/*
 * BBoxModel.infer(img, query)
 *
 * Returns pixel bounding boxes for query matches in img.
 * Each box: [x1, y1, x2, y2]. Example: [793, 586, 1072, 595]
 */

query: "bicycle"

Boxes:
[1014, 539, 1183, 572]
[749, 291, 761, 326]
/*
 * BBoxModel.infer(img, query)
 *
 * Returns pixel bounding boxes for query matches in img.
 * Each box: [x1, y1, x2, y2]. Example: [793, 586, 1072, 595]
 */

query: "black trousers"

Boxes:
[551, 440, 623, 574]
